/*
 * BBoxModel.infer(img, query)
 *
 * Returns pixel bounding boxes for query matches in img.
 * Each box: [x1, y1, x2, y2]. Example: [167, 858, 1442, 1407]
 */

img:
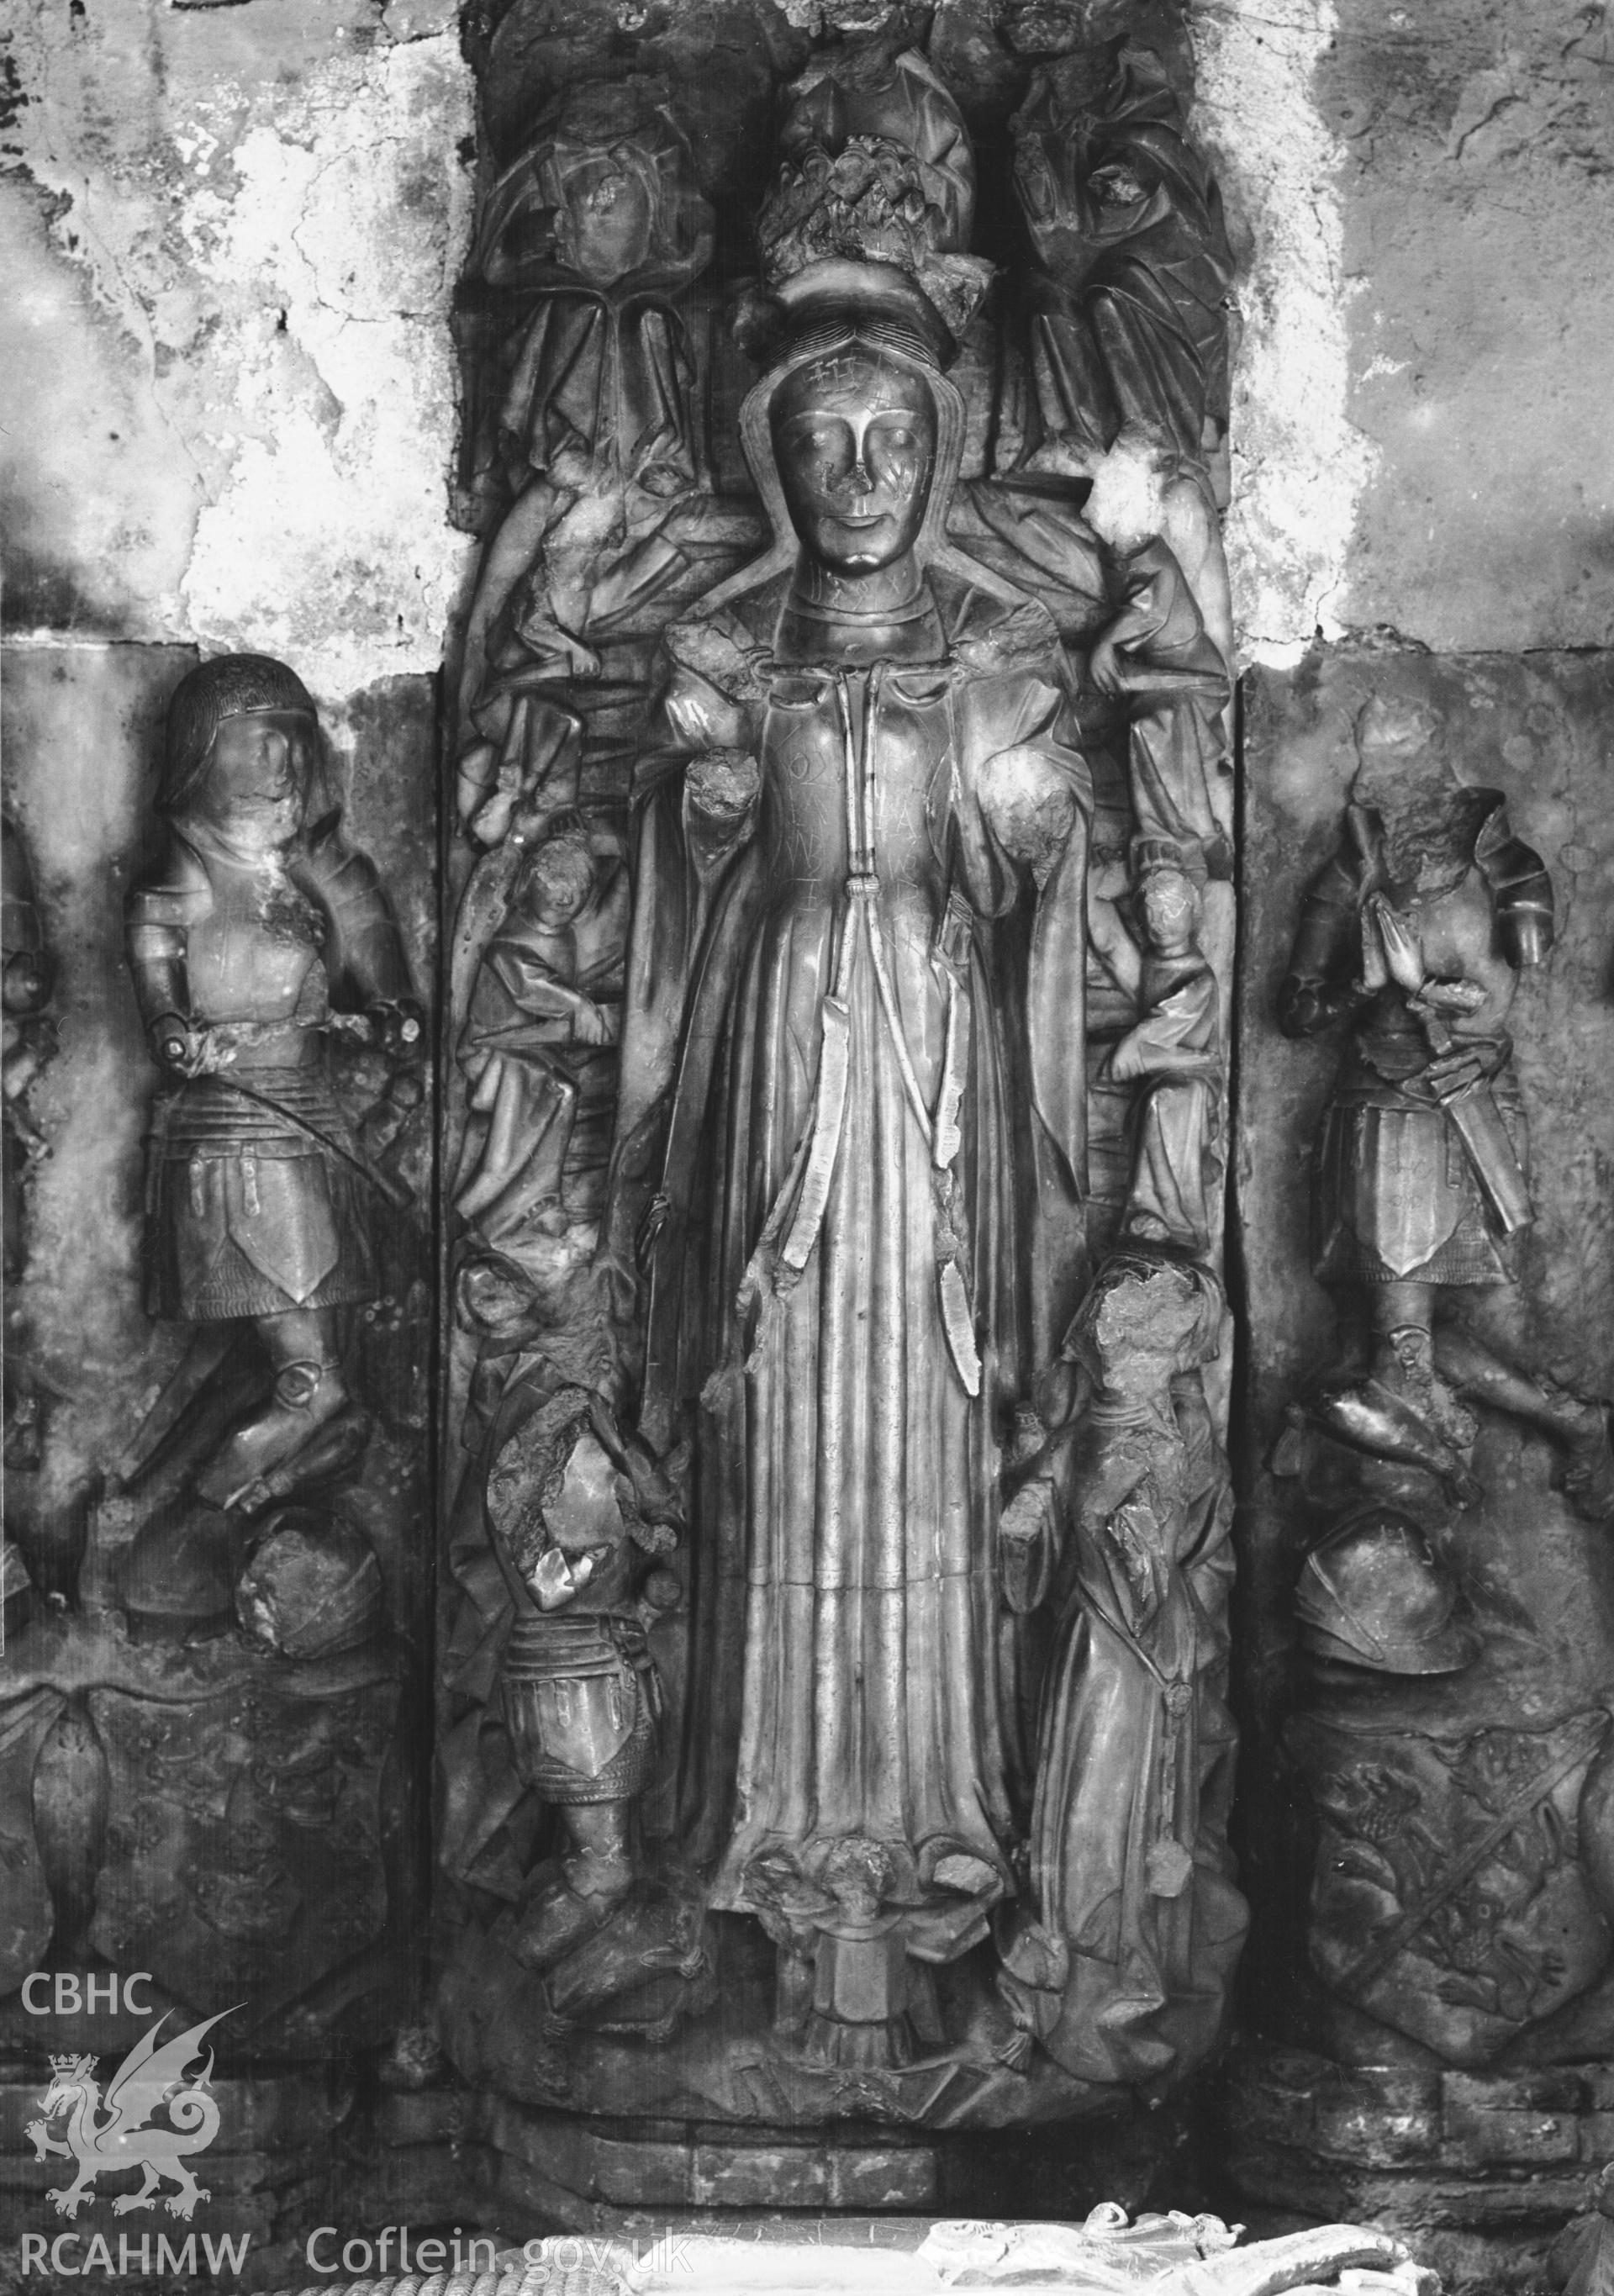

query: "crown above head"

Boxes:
[745, 46, 994, 367]
[47, 2052, 96, 2075]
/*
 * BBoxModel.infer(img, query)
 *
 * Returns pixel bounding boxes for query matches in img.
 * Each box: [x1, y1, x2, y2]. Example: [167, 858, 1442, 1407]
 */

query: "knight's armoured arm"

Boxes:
[125, 834, 208, 1069]
[1484, 830, 1554, 969]
[298, 814, 419, 1046]
[1279, 853, 1364, 1038]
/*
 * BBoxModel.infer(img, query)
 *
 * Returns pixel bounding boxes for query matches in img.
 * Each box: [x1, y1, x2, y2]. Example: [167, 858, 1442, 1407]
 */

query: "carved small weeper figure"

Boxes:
[1094, 836, 1221, 1258]
[125, 655, 421, 1515]
[455, 816, 630, 1244]
[1009, 40, 1234, 478]
[1000, 1250, 1246, 2084]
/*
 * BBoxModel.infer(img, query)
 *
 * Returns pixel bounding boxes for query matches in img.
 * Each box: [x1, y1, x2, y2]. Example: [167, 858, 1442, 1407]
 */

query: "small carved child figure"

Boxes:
[750, 1836, 973, 2072]
[126, 655, 420, 1512]
[799, 1839, 919, 2071]
[455, 820, 628, 1243]
[1097, 837, 1221, 1258]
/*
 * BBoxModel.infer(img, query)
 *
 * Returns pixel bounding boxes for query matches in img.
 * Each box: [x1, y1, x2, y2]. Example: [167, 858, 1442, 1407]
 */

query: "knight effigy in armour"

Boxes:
[126, 653, 422, 1514]
[1279, 694, 1614, 1532]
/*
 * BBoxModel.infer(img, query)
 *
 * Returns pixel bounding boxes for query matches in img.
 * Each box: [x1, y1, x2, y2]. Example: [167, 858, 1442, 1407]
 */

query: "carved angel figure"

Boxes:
[1094, 839, 1221, 1257]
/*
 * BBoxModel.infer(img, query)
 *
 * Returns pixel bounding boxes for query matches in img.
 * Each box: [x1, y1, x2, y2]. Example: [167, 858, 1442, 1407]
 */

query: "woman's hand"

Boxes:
[1086, 631, 1125, 698]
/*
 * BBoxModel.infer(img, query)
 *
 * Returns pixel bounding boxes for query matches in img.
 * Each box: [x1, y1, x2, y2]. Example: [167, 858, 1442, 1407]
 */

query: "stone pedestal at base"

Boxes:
[1224, 2043, 1606, 2293]
[357, 2091, 1200, 2240]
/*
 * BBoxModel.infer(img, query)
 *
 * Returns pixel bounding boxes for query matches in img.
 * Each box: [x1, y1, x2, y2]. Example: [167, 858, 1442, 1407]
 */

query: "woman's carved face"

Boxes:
[772, 349, 936, 574]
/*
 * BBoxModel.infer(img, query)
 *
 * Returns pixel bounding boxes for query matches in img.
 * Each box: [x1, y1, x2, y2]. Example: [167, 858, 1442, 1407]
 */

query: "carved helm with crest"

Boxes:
[717, 48, 1003, 610]
[741, 45, 992, 372]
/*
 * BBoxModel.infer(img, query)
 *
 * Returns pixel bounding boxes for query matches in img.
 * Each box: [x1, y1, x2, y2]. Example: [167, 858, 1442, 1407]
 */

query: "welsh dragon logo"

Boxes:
[25, 2008, 235, 2220]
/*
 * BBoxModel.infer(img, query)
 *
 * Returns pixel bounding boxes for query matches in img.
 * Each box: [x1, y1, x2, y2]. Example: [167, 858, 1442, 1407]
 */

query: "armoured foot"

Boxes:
[506, 1861, 626, 1975]
[562, 1841, 635, 1903]
[194, 1359, 350, 1512]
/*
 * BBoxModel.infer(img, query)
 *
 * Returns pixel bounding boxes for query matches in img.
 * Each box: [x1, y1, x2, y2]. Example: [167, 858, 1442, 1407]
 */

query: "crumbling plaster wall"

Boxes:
[6, 0, 1607, 685]
[2, 0, 476, 702]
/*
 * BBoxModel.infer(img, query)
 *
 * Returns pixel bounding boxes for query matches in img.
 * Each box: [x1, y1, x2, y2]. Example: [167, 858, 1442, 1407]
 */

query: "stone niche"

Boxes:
[432, 0, 1250, 2230]
[1226, 649, 1614, 2292]
[0, 644, 438, 2274]
[2, 0, 1612, 2292]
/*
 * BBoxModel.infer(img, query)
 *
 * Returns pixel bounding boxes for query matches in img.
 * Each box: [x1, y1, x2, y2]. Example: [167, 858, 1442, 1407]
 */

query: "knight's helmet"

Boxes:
[1296, 1505, 1477, 1676]
[159, 652, 318, 817]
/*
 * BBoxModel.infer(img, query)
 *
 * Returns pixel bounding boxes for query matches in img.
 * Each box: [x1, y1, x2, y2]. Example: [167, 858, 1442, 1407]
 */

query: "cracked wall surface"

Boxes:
[1321, 0, 1614, 652]
[2, 0, 475, 699]
[7, 0, 1605, 674]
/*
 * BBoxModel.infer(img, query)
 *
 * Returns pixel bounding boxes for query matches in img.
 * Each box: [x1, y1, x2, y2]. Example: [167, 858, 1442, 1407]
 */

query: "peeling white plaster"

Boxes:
[179, 42, 478, 696]
[1194, 0, 1375, 663]
[3, 5, 475, 702]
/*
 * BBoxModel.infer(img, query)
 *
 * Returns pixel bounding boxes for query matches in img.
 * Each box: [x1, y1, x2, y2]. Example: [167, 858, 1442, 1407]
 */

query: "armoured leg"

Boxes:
[1435, 1322, 1614, 1523]
[559, 1798, 634, 1903]
[505, 1797, 636, 1974]
[193, 1307, 351, 1512]
[1369, 1282, 1435, 1361]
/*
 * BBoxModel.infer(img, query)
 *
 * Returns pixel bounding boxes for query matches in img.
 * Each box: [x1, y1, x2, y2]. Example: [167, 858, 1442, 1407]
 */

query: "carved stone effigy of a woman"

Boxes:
[610, 300, 1097, 1956]
[601, 55, 1096, 2009]
[609, 338, 1089, 1943]
[433, 44, 1253, 2101]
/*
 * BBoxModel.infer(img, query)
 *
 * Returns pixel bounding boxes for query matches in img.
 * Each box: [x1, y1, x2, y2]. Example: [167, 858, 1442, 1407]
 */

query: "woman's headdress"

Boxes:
[711, 46, 1011, 608]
